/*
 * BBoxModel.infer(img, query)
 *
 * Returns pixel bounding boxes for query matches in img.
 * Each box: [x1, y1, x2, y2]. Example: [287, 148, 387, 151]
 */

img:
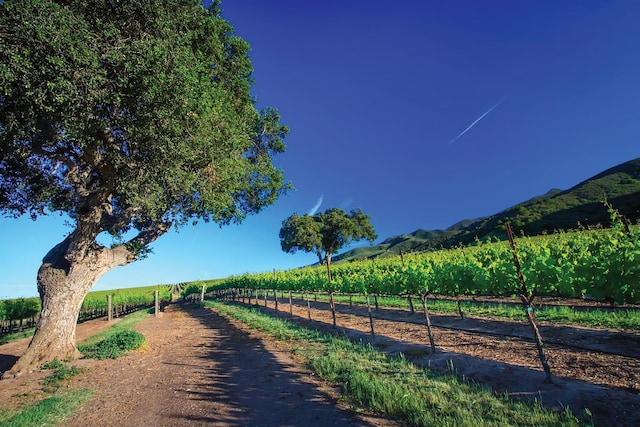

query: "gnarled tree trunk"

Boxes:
[2, 227, 160, 379]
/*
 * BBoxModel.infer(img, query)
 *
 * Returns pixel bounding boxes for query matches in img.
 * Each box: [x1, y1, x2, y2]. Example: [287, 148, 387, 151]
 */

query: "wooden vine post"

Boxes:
[420, 291, 437, 353]
[289, 291, 293, 317]
[407, 294, 414, 315]
[272, 269, 278, 314]
[366, 295, 375, 337]
[306, 292, 312, 321]
[274, 289, 279, 315]
[456, 294, 464, 319]
[200, 283, 205, 303]
[505, 222, 554, 384]
[456, 248, 466, 319]
[329, 292, 337, 328]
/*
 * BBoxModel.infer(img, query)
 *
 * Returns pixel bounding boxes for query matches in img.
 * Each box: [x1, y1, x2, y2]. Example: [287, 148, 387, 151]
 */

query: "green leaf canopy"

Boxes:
[0, 0, 289, 240]
[280, 208, 377, 265]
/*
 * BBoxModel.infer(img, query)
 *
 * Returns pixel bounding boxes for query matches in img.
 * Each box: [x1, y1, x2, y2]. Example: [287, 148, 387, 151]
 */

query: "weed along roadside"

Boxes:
[204, 300, 583, 427]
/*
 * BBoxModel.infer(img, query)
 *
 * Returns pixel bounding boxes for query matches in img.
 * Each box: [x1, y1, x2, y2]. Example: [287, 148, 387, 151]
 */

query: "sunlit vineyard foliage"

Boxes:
[1, 285, 173, 335]
[0, 298, 40, 333]
[213, 219, 640, 305]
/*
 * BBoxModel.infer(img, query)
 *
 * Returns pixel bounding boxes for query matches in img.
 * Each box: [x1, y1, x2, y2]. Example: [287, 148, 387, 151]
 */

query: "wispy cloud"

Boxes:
[448, 96, 507, 145]
[308, 194, 323, 215]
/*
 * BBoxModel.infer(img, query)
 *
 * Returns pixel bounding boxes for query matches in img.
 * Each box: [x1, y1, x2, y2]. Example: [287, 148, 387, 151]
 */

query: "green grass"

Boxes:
[77, 308, 149, 359]
[0, 390, 91, 426]
[40, 361, 85, 392]
[299, 293, 640, 330]
[78, 330, 146, 360]
[78, 307, 150, 347]
[205, 300, 586, 427]
[0, 330, 34, 345]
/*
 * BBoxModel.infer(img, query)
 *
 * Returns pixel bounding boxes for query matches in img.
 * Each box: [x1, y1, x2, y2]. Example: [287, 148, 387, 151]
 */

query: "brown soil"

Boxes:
[0, 304, 398, 427]
[0, 298, 639, 426]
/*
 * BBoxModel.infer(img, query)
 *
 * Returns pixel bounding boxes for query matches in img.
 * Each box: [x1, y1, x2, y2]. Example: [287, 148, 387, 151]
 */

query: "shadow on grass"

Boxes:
[223, 298, 640, 427]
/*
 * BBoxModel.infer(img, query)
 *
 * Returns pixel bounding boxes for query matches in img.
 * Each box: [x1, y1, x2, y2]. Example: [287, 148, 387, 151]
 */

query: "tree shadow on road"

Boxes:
[162, 304, 382, 426]
[0, 354, 18, 374]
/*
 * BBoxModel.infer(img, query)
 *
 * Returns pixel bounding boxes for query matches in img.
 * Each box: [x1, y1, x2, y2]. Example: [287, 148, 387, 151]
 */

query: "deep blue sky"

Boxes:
[2, 0, 640, 298]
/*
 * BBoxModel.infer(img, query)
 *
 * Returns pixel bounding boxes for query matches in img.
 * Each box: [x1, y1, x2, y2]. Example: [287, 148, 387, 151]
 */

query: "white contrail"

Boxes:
[308, 194, 323, 215]
[448, 97, 507, 145]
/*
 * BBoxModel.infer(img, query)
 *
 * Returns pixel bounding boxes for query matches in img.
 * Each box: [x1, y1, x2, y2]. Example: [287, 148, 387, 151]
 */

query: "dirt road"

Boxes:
[61, 304, 393, 426]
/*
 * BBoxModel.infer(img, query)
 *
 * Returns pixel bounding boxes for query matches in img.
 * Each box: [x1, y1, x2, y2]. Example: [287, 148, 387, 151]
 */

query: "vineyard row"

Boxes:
[209, 220, 640, 305]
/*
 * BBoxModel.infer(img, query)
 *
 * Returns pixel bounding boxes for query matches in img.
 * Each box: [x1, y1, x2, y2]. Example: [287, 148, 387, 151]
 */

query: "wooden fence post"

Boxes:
[107, 295, 113, 322]
[154, 290, 160, 317]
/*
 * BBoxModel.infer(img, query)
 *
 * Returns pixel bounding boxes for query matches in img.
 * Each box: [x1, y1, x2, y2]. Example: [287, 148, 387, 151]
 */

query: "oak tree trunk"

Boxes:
[2, 229, 153, 379]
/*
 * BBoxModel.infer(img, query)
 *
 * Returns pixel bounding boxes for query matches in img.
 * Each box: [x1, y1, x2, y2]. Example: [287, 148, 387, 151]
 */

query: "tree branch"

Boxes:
[122, 221, 171, 263]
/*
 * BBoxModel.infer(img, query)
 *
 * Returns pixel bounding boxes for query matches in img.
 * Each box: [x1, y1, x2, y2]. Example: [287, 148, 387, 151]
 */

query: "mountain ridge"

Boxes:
[335, 157, 640, 262]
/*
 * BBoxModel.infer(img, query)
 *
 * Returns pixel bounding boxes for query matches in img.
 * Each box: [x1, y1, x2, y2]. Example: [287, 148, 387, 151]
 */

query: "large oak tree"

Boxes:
[0, 0, 288, 377]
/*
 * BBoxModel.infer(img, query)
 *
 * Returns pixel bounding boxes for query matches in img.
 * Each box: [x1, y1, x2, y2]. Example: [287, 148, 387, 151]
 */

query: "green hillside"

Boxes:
[336, 157, 640, 262]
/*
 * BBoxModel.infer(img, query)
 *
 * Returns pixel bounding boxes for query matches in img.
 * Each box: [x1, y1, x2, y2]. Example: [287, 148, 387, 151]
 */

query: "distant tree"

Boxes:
[279, 208, 377, 281]
[279, 213, 323, 263]
[0, 0, 288, 377]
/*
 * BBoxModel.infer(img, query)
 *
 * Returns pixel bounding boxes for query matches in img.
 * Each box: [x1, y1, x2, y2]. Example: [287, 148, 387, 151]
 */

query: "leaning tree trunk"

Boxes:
[2, 227, 159, 379]
[18, 265, 95, 370]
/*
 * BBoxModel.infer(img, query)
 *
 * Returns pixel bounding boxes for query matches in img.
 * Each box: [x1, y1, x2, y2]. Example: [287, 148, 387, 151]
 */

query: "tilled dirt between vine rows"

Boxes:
[0, 303, 399, 427]
[247, 296, 640, 427]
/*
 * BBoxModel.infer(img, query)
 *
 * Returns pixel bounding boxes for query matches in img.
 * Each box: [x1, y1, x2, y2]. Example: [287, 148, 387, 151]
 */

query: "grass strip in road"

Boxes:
[205, 300, 585, 427]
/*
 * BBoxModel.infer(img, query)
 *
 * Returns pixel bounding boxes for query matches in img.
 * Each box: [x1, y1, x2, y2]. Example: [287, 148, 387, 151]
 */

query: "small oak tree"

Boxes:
[0, 0, 288, 377]
[279, 208, 377, 280]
